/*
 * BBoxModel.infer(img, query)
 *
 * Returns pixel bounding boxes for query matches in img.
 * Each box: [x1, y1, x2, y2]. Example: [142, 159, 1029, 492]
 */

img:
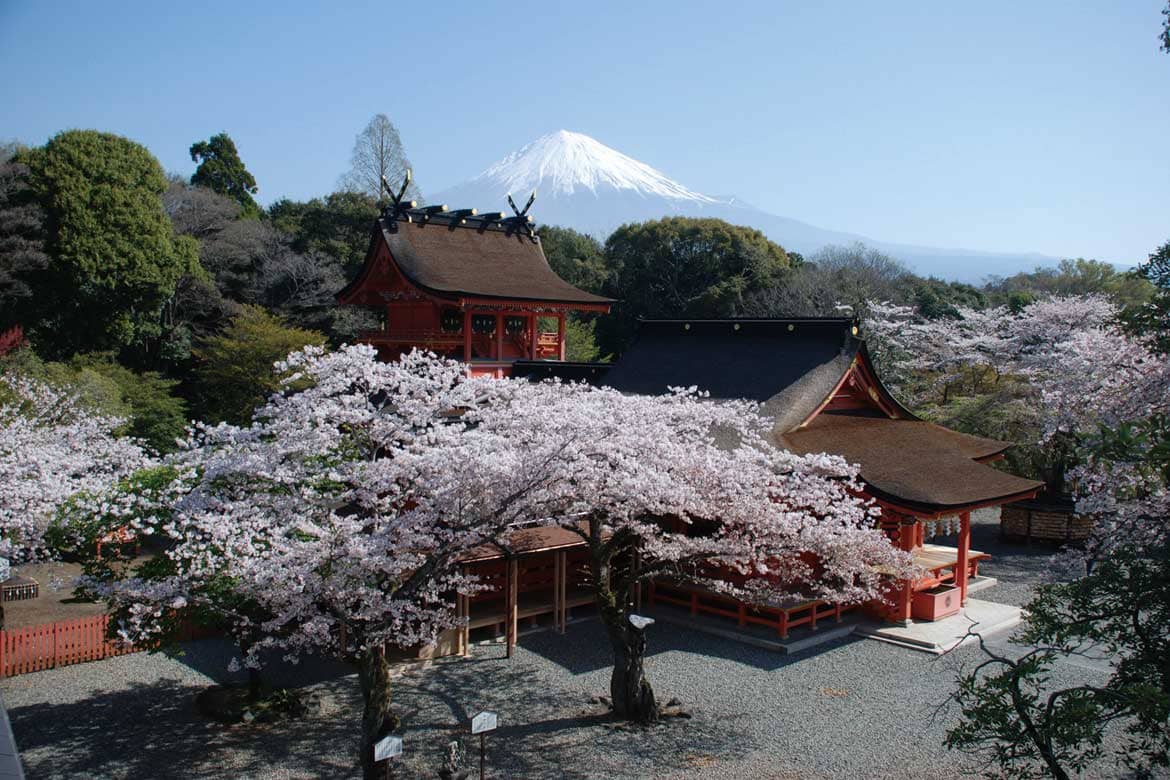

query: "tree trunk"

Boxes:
[600, 603, 658, 724]
[247, 668, 262, 702]
[358, 644, 394, 780]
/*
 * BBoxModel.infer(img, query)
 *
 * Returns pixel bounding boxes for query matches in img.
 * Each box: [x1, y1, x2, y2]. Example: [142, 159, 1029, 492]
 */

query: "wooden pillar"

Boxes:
[529, 314, 538, 360]
[506, 558, 518, 657]
[897, 514, 917, 623]
[553, 551, 563, 634]
[557, 313, 566, 361]
[462, 310, 472, 362]
[559, 551, 568, 632]
[495, 313, 504, 362]
[957, 511, 971, 606]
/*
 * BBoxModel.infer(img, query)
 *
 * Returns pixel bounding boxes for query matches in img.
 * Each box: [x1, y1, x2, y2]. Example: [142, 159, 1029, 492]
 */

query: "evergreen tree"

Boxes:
[189, 133, 261, 218]
[23, 130, 201, 357]
[599, 217, 793, 354]
[0, 154, 50, 326]
[537, 225, 609, 293]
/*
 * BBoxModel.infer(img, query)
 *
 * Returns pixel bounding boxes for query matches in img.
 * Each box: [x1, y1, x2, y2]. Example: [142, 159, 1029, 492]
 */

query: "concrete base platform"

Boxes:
[645, 603, 861, 655]
[855, 598, 1022, 654]
[965, 575, 998, 595]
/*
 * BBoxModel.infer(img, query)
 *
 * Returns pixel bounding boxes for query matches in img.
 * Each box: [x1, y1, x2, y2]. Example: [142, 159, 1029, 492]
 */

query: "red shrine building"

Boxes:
[337, 203, 611, 377]
[340, 200, 1043, 657]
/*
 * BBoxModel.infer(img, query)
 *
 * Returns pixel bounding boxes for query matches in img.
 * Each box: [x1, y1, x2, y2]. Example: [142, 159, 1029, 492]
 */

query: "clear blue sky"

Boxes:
[2, 1, 1167, 263]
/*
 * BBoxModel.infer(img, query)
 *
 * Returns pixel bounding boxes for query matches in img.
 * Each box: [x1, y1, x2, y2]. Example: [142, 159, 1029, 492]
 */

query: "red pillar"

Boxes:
[494, 313, 504, 362]
[957, 511, 971, 606]
[462, 310, 472, 362]
[557, 313, 566, 361]
[896, 515, 917, 623]
[529, 314, 538, 359]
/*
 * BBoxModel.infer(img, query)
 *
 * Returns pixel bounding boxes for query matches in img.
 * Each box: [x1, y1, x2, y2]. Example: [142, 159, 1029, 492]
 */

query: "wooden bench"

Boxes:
[648, 580, 848, 639]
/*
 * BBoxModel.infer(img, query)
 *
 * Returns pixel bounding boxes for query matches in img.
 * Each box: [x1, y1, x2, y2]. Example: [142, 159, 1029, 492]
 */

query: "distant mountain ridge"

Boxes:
[431, 130, 1058, 283]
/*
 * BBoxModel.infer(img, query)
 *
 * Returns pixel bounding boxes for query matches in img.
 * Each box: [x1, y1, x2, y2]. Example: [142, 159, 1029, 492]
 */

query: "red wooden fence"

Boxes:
[0, 615, 135, 678]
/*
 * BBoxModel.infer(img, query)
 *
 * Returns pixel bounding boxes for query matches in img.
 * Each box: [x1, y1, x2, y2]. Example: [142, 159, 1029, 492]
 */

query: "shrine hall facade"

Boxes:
[340, 200, 1043, 658]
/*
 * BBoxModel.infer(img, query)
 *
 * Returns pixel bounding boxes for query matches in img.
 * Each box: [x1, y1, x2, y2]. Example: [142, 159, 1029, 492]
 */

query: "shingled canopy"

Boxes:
[338, 215, 612, 307]
[781, 415, 1042, 514]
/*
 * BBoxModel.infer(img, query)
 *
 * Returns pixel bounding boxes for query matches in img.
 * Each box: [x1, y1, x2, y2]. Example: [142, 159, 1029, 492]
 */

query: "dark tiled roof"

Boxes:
[601, 319, 862, 430]
[512, 360, 613, 384]
[781, 413, 1044, 512]
[374, 216, 612, 305]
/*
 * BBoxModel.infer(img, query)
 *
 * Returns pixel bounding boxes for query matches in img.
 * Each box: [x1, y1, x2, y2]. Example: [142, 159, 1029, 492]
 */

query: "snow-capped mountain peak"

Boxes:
[469, 130, 717, 202]
[430, 130, 1058, 282]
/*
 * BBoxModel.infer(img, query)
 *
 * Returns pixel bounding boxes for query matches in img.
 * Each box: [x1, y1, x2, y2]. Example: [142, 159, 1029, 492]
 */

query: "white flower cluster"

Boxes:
[0, 375, 150, 567]
[97, 345, 914, 669]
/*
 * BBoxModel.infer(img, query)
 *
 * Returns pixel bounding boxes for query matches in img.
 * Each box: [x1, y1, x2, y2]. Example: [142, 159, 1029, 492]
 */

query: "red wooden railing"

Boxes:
[0, 615, 217, 678]
[0, 615, 135, 677]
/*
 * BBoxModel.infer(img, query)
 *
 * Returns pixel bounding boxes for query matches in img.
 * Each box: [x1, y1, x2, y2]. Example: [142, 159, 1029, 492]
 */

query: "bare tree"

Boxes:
[741, 242, 913, 317]
[339, 114, 422, 202]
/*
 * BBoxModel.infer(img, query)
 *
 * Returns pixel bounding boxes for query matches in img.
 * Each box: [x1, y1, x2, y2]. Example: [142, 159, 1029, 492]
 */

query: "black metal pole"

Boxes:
[480, 733, 486, 780]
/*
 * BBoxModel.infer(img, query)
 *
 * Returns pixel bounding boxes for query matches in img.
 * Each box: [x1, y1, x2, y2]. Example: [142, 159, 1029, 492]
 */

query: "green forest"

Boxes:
[2, 117, 1166, 456]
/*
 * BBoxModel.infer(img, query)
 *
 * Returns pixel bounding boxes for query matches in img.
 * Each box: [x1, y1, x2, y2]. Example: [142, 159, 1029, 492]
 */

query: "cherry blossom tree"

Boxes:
[99, 344, 914, 775]
[474, 376, 914, 724]
[0, 374, 149, 578]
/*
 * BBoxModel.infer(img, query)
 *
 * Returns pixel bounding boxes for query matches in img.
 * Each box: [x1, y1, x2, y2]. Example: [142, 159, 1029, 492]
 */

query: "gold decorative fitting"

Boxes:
[787, 324, 795, 332]
[684, 323, 691, 331]
[733, 323, 741, 331]
[851, 325, 859, 336]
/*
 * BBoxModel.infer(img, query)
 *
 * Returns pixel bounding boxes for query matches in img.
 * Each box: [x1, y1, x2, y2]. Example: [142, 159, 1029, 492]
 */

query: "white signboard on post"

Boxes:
[374, 735, 403, 762]
[471, 710, 498, 735]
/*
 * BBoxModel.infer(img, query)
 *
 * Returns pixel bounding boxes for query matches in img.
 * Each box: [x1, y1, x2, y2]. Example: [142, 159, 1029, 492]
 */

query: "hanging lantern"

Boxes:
[440, 309, 463, 333]
[504, 316, 526, 336]
[471, 315, 496, 335]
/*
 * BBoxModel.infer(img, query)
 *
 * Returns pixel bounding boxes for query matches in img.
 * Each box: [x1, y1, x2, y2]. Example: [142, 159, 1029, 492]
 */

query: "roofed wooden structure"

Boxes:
[516, 317, 1044, 624]
[338, 207, 612, 377]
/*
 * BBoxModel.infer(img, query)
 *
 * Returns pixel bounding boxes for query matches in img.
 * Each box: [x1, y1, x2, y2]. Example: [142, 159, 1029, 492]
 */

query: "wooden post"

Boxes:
[462, 310, 472, 362]
[553, 551, 562, 634]
[957, 511, 971, 606]
[529, 314, 538, 360]
[557, 313, 566, 361]
[896, 514, 916, 623]
[495, 314, 504, 362]
[557, 551, 565, 632]
[506, 558, 518, 658]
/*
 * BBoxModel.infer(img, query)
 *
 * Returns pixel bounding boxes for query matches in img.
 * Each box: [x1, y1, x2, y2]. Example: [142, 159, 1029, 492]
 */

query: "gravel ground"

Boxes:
[0, 510, 1140, 779]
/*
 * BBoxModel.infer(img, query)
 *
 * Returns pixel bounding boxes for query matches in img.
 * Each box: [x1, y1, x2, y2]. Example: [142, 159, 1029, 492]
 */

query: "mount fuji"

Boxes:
[431, 130, 1055, 283]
